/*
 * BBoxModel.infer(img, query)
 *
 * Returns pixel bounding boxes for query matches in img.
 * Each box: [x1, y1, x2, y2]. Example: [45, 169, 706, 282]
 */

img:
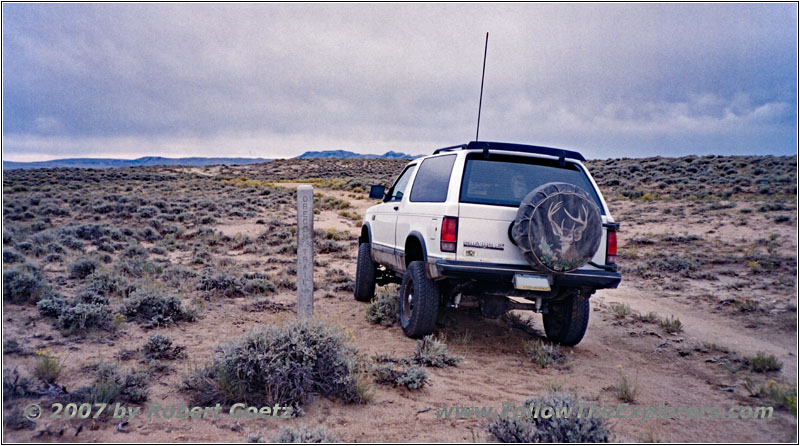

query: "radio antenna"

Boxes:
[475, 32, 489, 141]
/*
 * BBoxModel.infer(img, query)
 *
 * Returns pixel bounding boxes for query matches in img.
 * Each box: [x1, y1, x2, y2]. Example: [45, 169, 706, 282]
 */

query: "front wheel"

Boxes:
[399, 261, 440, 338]
[354, 243, 376, 302]
[543, 292, 590, 346]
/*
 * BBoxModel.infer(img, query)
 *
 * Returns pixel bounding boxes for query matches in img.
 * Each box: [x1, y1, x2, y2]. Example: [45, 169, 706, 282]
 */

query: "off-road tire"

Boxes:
[543, 293, 590, 346]
[354, 242, 376, 302]
[400, 261, 440, 338]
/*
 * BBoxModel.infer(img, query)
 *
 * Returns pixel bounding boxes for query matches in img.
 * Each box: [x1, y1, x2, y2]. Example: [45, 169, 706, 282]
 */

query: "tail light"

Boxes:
[606, 230, 617, 266]
[441, 217, 458, 253]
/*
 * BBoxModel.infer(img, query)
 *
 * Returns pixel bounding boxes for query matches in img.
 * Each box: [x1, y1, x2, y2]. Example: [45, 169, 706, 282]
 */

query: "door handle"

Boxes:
[393, 206, 399, 211]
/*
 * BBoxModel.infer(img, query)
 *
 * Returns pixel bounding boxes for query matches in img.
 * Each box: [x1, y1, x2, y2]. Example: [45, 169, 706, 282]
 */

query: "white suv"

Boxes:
[354, 141, 620, 346]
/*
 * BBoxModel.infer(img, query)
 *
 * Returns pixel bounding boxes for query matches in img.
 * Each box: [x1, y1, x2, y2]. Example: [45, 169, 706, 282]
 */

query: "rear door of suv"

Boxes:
[457, 151, 608, 266]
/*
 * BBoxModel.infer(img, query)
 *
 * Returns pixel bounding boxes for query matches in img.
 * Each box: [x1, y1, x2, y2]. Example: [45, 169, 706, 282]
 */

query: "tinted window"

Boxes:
[459, 153, 605, 213]
[410, 155, 456, 202]
[388, 165, 416, 201]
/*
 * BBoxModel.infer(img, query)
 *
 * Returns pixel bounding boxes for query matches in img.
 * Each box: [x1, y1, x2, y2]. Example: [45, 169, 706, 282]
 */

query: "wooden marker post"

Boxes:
[296, 186, 314, 320]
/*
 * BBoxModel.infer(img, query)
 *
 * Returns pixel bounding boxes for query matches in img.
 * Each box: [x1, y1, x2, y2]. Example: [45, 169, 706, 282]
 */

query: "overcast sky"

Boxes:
[2, 3, 797, 161]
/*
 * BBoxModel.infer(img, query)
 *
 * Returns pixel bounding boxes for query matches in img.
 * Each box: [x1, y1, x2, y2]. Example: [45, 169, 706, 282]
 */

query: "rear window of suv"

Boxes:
[459, 152, 605, 213]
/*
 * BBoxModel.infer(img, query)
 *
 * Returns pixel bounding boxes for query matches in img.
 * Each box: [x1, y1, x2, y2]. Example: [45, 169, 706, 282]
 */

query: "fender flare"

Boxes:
[404, 231, 428, 265]
[359, 223, 372, 245]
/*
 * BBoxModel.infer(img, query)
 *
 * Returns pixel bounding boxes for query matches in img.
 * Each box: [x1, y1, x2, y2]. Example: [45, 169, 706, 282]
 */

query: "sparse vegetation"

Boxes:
[614, 365, 638, 403]
[365, 285, 399, 326]
[523, 339, 569, 368]
[413, 335, 461, 368]
[748, 351, 783, 373]
[182, 320, 366, 410]
[658, 315, 684, 334]
[1, 154, 796, 442]
[120, 286, 196, 328]
[487, 392, 610, 442]
[33, 349, 64, 384]
[143, 334, 186, 360]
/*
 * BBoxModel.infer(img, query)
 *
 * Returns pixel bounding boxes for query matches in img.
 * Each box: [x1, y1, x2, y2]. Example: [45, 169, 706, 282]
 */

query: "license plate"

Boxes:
[513, 274, 551, 291]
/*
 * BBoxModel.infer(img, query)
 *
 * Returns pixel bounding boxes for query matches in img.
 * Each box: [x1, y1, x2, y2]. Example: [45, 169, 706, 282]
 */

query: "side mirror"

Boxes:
[369, 185, 386, 200]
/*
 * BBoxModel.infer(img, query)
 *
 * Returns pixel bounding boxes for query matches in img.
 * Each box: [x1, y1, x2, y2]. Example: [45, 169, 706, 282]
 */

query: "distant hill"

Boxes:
[3, 156, 271, 170]
[296, 150, 420, 159]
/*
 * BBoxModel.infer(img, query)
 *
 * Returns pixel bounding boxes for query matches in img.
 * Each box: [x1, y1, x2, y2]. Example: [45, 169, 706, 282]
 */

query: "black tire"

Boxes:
[543, 293, 590, 346]
[354, 243, 376, 302]
[399, 261, 440, 338]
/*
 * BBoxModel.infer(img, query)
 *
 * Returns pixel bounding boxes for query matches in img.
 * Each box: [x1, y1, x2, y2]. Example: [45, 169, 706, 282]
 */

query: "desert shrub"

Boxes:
[3, 263, 49, 304]
[120, 287, 194, 328]
[3, 368, 37, 400]
[373, 363, 428, 390]
[3, 338, 27, 355]
[486, 393, 610, 443]
[366, 286, 399, 326]
[182, 320, 364, 410]
[91, 362, 150, 404]
[84, 270, 131, 297]
[68, 257, 100, 279]
[3, 249, 24, 263]
[143, 334, 186, 360]
[57, 303, 112, 334]
[748, 352, 783, 373]
[122, 244, 149, 258]
[523, 339, 569, 368]
[33, 350, 64, 383]
[162, 265, 197, 288]
[44, 253, 64, 263]
[136, 206, 158, 218]
[115, 257, 163, 278]
[242, 275, 276, 295]
[76, 289, 110, 306]
[413, 335, 461, 368]
[272, 425, 339, 443]
[37, 294, 70, 317]
[315, 239, 345, 254]
[197, 270, 245, 297]
[658, 315, 683, 334]
[138, 227, 161, 242]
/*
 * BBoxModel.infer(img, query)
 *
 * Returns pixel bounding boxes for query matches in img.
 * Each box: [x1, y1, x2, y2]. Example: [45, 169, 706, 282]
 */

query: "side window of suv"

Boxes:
[388, 165, 417, 201]
[409, 154, 456, 202]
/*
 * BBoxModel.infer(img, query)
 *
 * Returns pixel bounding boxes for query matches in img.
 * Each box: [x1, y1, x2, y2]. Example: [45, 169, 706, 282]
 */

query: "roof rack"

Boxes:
[432, 141, 586, 162]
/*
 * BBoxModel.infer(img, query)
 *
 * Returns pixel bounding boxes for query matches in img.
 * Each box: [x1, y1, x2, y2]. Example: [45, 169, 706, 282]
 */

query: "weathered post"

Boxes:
[296, 185, 314, 320]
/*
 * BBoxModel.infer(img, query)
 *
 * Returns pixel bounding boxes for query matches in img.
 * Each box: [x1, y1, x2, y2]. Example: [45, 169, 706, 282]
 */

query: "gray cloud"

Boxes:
[2, 3, 796, 160]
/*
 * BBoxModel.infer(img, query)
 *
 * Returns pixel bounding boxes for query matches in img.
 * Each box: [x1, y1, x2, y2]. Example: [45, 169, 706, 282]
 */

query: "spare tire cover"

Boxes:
[512, 182, 603, 274]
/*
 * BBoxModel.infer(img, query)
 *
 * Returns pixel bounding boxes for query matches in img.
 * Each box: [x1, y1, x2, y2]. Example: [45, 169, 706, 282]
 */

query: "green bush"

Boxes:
[37, 294, 70, 317]
[373, 363, 428, 390]
[749, 352, 783, 373]
[413, 335, 461, 367]
[3, 249, 24, 264]
[487, 393, 610, 443]
[91, 362, 150, 404]
[57, 303, 112, 335]
[182, 320, 364, 410]
[3, 263, 49, 304]
[120, 287, 195, 328]
[143, 334, 185, 360]
[366, 286, 399, 326]
[68, 257, 100, 279]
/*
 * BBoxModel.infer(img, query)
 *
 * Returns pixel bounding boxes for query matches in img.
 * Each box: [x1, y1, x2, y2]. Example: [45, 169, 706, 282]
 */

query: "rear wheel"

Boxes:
[543, 292, 590, 346]
[400, 261, 440, 338]
[354, 243, 376, 302]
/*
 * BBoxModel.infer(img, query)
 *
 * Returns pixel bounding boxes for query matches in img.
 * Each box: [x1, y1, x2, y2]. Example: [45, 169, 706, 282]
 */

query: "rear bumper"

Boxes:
[433, 260, 621, 290]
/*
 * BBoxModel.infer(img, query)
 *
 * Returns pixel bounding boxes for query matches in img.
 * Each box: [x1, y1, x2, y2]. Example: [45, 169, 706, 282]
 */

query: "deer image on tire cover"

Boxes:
[512, 182, 603, 273]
